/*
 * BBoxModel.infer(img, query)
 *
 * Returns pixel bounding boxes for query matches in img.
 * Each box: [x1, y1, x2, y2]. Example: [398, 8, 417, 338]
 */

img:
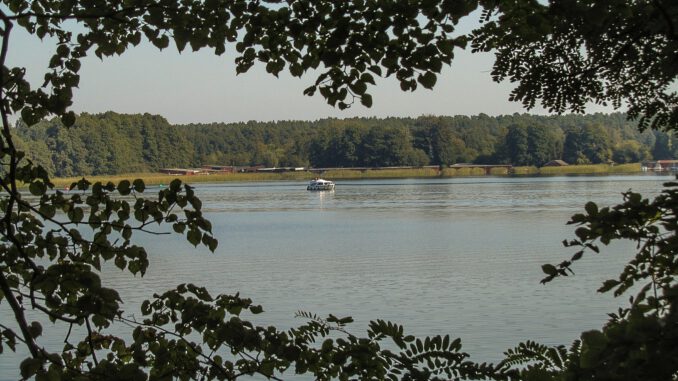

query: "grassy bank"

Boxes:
[323, 167, 440, 179]
[49, 171, 316, 188]
[537, 163, 640, 175]
[48, 163, 644, 188]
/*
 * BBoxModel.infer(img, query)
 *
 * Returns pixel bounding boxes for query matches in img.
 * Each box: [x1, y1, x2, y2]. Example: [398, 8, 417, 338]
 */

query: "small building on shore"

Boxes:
[239, 165, 265, 173]
[641, 160, 678, 171]
[543, 160, 569, 167]
[202, 165, 236, 173]
[159, 168, 203, 175]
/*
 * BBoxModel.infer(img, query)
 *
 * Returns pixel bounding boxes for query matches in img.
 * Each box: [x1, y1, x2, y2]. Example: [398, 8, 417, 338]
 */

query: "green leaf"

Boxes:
[250, 305, 263, 314]
[115, 256, 126, 270]
[46, 367, 60, 381]
[418, 71, 437, 89]
[187, 229, 201, 246]
[207, 237, 218, 252]
[122, 225, 132, 240]
[141, 300, 151, 315]
[541, 264, 557, 276]
[66, 59, 81, 73]
[290, 63, 303, 77]
[349, 80, 367, 95]
[575, 227, 589, 240]
[69, 207, 84, 223]
[584, 201, 598, 216]
[39, 204, 56, 219]
[48, 54, 62, 68]
[260, 360, 274, 376]
[155, 34, 170, 50]
[360, 73, 376, 85]
[598, 279, 620, 293]
[173, 223, 186, 233]
[128, 260, 141, 275]
[368, 65, 382, 76]
[174, 30, 189, 52]
[28, 322, 42, 338]
[580, 330, 608, 369]
[436, 39, 454, 55]
[29, 181, 47, 196]
[117, 180, 131, 195]
[360, 94, 373, 107]
[415, 338, 423, 353]
[190, 197, 202, 211]
[20, 358, 43, 379]
[170, 179, 182, 192]
[61, 111, 76, 127]
[303, 85, 316, 96]
[133, 179, 145, 193]
[56, 44, 70, 57]
[21, 108, 38, 126]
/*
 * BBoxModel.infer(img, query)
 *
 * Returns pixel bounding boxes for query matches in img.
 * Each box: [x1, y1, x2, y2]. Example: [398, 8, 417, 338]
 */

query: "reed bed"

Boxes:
[47, 163, 644, 189]
[49, 171, 314, 188]
[488, 167, 510, 176]
[607, 163, 642, 173]
[50, 173, 161, 189]
[440, 167, 486, 176]
[538, 163, 640, 175]
[512, 166, 539, 175]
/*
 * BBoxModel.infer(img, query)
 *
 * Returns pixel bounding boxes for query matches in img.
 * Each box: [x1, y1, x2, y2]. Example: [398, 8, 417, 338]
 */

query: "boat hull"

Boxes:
[307, 179, 335, 191]
[307, 183, 335, 191]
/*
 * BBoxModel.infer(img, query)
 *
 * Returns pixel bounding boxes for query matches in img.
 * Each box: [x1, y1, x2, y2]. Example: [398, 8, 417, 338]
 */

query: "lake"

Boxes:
[0, 174, 673, 378]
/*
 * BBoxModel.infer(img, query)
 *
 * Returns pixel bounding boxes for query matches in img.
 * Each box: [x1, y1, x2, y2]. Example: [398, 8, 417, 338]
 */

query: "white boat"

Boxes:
[307, 178, 335, 191]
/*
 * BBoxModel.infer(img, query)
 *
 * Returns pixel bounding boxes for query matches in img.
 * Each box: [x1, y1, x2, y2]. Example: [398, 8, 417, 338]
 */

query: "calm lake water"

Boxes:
[0, 174, 673, 378]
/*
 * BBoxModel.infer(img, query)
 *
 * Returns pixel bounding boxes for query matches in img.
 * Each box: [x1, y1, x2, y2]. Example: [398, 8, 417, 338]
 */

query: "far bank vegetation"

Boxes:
[14, 112, 669, 179]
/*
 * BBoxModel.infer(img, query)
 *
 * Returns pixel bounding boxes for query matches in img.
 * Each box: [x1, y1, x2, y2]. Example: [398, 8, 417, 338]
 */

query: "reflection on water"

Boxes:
[0, 174, 672, 378]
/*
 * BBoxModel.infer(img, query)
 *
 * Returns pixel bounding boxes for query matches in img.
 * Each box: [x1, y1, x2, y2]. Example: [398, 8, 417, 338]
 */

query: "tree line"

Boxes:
[13, 111, 676, 177]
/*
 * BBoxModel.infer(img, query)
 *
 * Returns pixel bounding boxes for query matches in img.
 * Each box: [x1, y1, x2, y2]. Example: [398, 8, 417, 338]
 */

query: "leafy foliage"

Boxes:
[472, 1, 678, 131]
[501, 340, 574, 379]
[0, 150, 218, 377]
[5, 0, 475, 127]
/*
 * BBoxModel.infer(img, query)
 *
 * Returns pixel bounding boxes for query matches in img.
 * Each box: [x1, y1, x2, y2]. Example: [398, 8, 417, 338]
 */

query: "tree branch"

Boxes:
[0, 322, 27, 345]
[30, 298, 80, 324]
[0, 271, 40, 357]
[0, 10, 44, 360]
[85, 317, 99, 367]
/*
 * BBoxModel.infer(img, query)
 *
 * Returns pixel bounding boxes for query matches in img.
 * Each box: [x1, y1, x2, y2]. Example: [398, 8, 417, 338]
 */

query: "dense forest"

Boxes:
[13, 111, 675, 177]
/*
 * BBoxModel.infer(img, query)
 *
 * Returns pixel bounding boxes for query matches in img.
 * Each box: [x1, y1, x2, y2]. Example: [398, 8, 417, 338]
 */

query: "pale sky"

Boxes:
[10, 18, 616, 125]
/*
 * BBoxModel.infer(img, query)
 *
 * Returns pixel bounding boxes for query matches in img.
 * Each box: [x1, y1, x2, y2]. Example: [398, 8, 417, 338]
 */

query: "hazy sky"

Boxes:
[10, 19, 616, 125]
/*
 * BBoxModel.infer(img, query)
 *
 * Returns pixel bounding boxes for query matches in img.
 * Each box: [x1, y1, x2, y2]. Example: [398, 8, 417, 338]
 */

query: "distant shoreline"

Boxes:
[48, 163, 646, 188]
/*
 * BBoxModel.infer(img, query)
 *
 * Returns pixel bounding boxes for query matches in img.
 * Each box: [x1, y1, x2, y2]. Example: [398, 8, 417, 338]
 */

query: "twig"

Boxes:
[0, 10, 42, 360]
[0, 271, 40, 357]
[85, 317, 99, 366]
[0, 322, 27, 344]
